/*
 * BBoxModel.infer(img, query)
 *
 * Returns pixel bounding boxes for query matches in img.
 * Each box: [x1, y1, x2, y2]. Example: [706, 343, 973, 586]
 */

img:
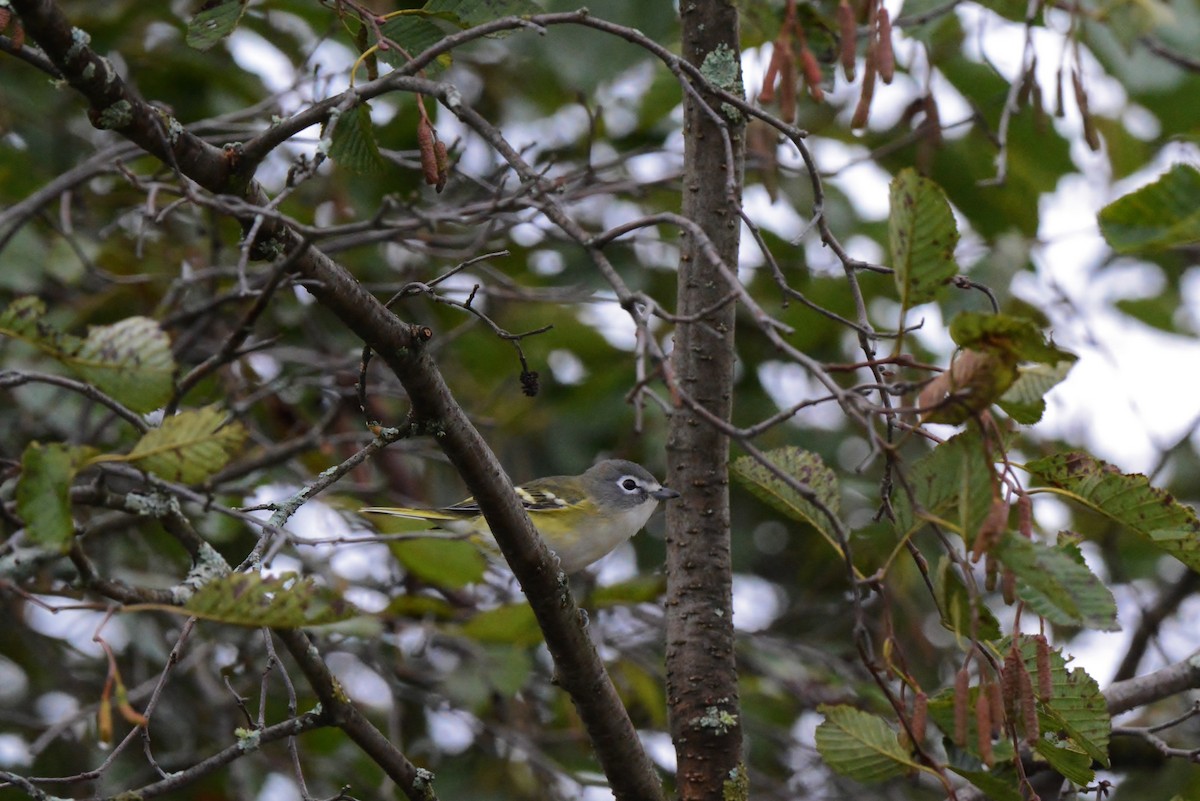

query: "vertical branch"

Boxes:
[667, 2, 746, 799]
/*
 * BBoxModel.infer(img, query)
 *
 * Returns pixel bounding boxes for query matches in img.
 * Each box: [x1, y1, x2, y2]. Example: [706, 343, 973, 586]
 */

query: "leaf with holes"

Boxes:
[184, 573, 363, 628]
[0, 297, 176, 413]
[1025, 452, 1200, 572]
[66, 316, 176, 413]
[732, 447, 841, 547]
[186, 0, 249, 51]
[889, 168, 959, 309]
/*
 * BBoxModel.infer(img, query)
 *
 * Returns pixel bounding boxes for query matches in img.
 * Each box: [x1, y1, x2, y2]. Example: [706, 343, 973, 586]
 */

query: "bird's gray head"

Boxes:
[584, 459, 680, 509]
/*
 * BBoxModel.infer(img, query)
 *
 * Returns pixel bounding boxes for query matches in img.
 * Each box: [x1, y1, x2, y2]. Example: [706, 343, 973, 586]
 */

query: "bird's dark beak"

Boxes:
[652, 487, 681, 501]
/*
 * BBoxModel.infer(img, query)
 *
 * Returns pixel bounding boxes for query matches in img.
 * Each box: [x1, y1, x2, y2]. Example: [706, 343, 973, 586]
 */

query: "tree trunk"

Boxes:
[666, 2, 746, 799]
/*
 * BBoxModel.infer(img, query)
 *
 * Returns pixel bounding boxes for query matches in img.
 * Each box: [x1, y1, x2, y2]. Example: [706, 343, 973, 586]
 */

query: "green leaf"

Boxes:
[946, 766, 1023, 801]
[1033, 738, 1094, 785]
[16, 443, 96, 552]
[67, 316, 176, 413]
[731, 447, 841, 549]
[423, 0, 542, 28]
[1098, 164, 1200, 253]
[815, 704, 919, 782]
[591, 575, 666, 608]
[997, 360, 1075, 424]
[994, 534, 1119, 630]
[0, 296, 57, 343]
[1016, 638, 1110, 768]
[390, 537, 487, 588]
[378, 16, 455, 73]
[936, 556, 1001, 640]
[102, 406, 245, 484]
[183, 573, 363, 628]
[0, 298, 176, 413]
[949, 311, 1072, 365]
[889, 168, 959, 309]
[1025, 452, 1200, 572]
[894, 431, 994, 541]
[327, 105, 386, 174]
[186, 0, 249, 51]
[461, 602, 541, 646]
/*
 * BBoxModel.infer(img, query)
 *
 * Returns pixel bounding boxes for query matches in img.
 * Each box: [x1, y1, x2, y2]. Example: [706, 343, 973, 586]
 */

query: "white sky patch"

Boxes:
[757, 360, 848, 431]
[0, 734, 30, 768]
[640, 729, 677, 773]
[548, 348, 587, 385]
[255, 773, 300, 801]
[325, 652, 393, 710]
[732, 574, 785, 632]
[426, 708, 479, 754]
[228, 30, 297, 95]
[24, 599, 129, 658]
[577, 301, 640, 351]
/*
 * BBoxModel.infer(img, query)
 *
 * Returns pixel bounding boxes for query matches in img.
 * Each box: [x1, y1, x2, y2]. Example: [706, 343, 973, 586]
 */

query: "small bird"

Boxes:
[361, 459, 679, 573]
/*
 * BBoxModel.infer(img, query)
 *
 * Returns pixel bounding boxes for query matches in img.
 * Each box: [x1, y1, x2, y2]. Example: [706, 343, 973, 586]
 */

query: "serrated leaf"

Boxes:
[184, 573, 363, 628]
[1025, 452, 1200, 572]
[997, 360, 1075, 424]
[97, 406, 245, 484]
[16, 443, 96, 552]
[815, 704, 920, 782]
[889, 168, 959, 309]
[461, 602, 541, 646]
[378, 16, 454, 73]
[894, 431, 994, 541]
[1033, 738, 1093, 785]
[327, 105, 386, 174]
[390, 537, 487, 588]
[186, 0, 248, 51]
[1015, 638, 1110, 768]
[731, 447, 841, 550]
[994, 534, 1119, 630]
[423, 0, 542, 28]
[1098, 164, 1200, 253]
[67, 317, 176, 413]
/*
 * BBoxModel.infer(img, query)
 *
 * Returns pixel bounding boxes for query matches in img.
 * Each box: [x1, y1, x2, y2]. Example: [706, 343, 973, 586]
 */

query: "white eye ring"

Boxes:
[619, 477, 640, 492]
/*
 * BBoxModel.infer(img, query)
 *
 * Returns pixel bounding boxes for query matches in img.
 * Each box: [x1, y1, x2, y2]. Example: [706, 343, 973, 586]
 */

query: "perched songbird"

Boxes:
[361, 459, 679, 573]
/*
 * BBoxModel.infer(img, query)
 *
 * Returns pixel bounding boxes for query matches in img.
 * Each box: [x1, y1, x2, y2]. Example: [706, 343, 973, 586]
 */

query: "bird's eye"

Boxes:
[620, 477, 640, 492]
